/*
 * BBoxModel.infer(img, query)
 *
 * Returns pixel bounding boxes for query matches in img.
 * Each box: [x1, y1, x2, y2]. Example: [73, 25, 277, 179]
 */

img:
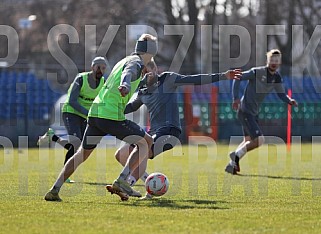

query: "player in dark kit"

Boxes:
[38, 56, 107, 182]
[115, 59, 242, 199]
[225, 49, 298, 175]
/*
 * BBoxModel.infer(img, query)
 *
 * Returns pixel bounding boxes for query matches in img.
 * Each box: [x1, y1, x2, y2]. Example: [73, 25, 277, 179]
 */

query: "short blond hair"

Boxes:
[138, 33, 157, 41]
[266, 49, 281, 59]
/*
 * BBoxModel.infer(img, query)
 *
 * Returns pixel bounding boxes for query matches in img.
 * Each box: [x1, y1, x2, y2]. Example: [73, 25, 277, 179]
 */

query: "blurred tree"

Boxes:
[0, 0, 152, 89]
[162, 0, 200, 73]
[162, 0, 259, 73]
[1, 0, 320, 79]
[259, 0, 321, 75]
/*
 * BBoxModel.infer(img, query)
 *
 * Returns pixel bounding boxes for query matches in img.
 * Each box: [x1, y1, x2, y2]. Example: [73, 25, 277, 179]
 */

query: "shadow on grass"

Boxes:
[67, 198, 229, 209]
[73, 181, 108, 186]
[239, 174, 321, 181]
[71, 182, 228, 210]
[120, 198, 229, 210]
[74, 182, 146, 187]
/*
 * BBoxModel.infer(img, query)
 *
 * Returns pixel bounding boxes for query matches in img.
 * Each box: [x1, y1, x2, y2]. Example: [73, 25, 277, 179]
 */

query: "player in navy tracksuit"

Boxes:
[225, 49, 298, 175]
[115, 59, 241, 198]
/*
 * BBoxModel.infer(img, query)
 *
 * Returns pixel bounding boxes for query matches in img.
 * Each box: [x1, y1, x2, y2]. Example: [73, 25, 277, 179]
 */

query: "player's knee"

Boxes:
[145, 134, 153, 147]
[135, 133, 153, 149]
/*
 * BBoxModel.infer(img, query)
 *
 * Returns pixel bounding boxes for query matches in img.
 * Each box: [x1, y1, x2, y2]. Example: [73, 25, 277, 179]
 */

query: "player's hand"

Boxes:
[289, 99, 298, 107]
[118, 85, 129, 97]
[225, 69, 242, 80]
[232, 99, 241, 111]
[143, 71, 154, 81]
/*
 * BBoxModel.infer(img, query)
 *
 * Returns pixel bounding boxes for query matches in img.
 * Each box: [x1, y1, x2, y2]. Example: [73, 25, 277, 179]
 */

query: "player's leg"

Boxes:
[44, 147, 95, 202]
[59, 113, 86, 183]
[115, 143, 135, 166]
[112, 133, 153, 196]
[236, 113, 264, 155]
[62, 113, 86, 165]
[130, 127, 181, 185]
[44, 146, 94, 202]
[139, 127, 181, 200]
[60, 128, 99, 183]
[37, 128, 74, 149]
[127, 152, 149, 185]
[235, 136, 250, 154]
[37, 113, 84, 165]
[106, 120, 153, 198]
[114, 144, 147, 186]
[37, 128, 55, 146]
[226, 111, 263, 174]
[230, 135, 251, 172]
[44, 119, 105, 201]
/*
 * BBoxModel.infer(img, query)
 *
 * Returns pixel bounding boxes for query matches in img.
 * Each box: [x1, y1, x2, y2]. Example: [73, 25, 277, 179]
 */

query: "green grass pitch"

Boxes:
[1, 143, 321, 233]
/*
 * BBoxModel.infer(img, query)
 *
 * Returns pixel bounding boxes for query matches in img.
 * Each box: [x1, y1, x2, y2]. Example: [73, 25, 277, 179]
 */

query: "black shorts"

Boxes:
[82, 117, 146, 150]
[149, 126, 181, 159]
[237, 110, 263, 140]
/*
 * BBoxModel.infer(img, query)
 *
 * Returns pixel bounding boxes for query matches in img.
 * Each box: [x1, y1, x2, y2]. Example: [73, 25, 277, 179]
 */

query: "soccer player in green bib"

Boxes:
[45, 34, 157, 202]
[38, 56, 107, 183]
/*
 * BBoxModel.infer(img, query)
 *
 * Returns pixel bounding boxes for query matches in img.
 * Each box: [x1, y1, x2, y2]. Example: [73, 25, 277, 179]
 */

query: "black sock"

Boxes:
[52, 134, 59, 142]
[235, 155, 240, 164]
[64, 144, 75, 165]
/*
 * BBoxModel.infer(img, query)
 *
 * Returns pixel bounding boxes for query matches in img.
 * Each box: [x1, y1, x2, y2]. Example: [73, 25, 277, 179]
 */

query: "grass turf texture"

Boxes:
[1, 143, 321, 233]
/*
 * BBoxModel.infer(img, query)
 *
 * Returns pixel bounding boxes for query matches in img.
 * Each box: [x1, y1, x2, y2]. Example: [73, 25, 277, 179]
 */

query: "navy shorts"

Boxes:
[62, 112, 87, 150]
[82, 117, 146, 150]
[149, 126, 181, 159]
[62, 112, 87, 141]
[237, 110, 263, 140]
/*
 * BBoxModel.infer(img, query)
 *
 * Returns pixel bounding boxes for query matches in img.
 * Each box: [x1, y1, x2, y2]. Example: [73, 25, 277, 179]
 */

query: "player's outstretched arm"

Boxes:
[173, 68, 242, 86]
[224, 69, 242, 80]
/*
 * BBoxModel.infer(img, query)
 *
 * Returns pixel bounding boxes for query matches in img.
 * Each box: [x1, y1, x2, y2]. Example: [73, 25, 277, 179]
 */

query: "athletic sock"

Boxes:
[127, 175, 137, 186]
[118, 165, 130, 181]
[140, 172, 149, 182]
[229, 160, 236, 167]
[235, 145, 247, 159]
[51, 186, 60, 193]
[51, 178, 64, 193]
[52, 135, 59, 142]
